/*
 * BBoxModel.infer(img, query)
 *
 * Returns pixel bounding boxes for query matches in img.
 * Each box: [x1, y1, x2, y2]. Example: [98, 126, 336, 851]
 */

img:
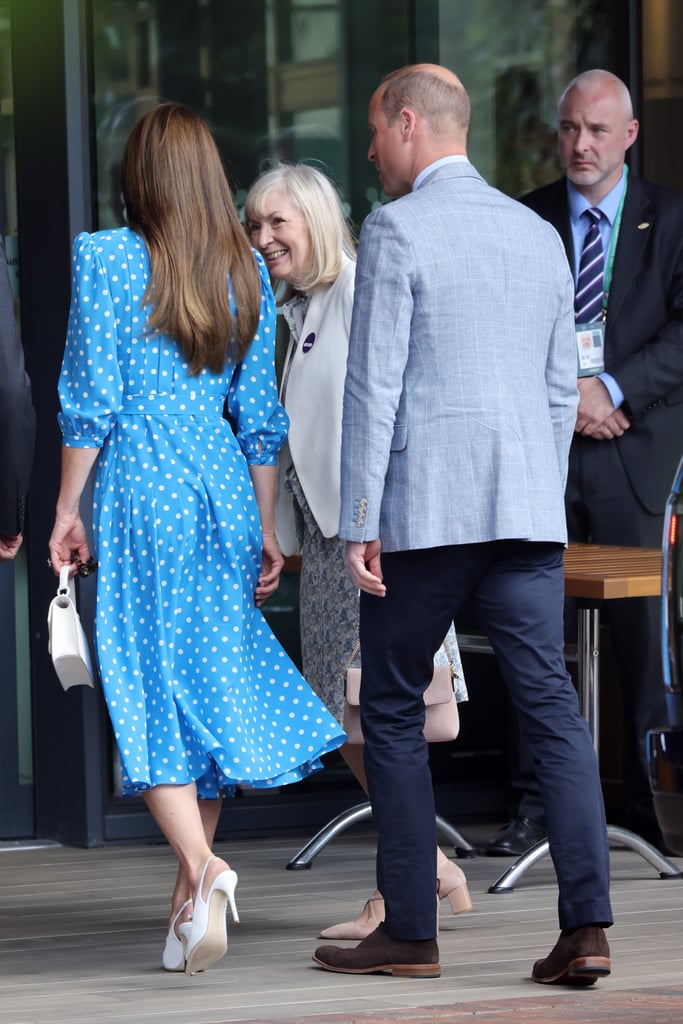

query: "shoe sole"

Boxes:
[185, 893, 229, 976]
[312, 955, 440, 978]
[532, 956, 611, 986]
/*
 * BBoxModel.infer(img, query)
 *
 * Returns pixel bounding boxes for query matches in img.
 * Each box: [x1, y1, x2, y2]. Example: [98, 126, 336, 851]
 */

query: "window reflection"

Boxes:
[438, 0, 611, 196]
[0, 5, 18, 299]
[90, 0, 612, 235]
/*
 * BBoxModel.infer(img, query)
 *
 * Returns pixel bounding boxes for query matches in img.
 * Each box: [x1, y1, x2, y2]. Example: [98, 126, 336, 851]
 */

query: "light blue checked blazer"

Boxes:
[339, 161, 578, 552]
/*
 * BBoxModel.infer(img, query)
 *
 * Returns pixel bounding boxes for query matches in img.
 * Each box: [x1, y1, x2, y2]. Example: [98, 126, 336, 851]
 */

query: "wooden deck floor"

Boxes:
[1, 824, 682, 1024]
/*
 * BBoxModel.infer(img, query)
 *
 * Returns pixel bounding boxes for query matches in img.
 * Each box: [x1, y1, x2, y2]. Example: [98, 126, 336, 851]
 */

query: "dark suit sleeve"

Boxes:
[608, 183, 683, 418]
[0, 241, 35, 536]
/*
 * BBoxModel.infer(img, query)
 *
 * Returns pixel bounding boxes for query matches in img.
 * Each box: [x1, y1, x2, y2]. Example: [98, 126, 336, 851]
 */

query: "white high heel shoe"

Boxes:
[179, 857, 239, 976]
[162, 898, 192, 972]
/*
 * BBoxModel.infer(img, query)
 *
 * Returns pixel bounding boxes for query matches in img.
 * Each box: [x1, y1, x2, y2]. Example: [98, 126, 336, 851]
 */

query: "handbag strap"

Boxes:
[347, 640, 361, 668]
[347, 634, 457, 676]
[58, 565, 72, 595]
[438, 636, 458, 678]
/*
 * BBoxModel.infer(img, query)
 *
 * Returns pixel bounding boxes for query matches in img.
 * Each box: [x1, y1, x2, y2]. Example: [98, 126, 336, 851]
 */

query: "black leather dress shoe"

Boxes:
[485, 816, 546, 857]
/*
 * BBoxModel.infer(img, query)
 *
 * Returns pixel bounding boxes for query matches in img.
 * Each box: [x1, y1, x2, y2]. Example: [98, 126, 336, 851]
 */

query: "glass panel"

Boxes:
[90, 1, 617, 222]
[436, 0, 613, 197]
[0, 0, 33, 837]
[90, 0, 412, 230]
[642, 0, 683, 191]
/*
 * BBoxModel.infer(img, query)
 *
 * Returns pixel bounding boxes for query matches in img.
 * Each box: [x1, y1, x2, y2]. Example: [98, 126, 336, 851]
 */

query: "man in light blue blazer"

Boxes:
[313, 64, 613, 985]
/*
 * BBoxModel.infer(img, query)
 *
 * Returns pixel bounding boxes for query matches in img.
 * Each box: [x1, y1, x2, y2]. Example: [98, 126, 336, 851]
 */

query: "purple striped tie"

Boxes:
[575, 208, 604, 323]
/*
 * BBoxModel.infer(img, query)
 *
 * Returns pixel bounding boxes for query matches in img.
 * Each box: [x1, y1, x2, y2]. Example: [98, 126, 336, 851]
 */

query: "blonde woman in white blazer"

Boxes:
[245, 163, 470, 939]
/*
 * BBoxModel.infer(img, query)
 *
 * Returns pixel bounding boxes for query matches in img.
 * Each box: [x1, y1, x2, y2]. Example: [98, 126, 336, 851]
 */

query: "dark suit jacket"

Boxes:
[520, 173, 683, 514]
[0, 241, 35, 536]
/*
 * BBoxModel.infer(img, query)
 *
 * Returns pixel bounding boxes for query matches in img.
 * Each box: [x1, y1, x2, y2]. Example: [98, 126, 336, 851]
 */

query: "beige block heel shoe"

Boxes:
[318, 890, 385, 940]
[437, 858, 473, 915]
[318, 861, 472, 941]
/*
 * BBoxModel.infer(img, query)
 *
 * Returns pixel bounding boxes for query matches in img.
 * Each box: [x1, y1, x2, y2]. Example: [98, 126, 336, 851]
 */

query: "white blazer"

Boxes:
[276, 253, 355, 555]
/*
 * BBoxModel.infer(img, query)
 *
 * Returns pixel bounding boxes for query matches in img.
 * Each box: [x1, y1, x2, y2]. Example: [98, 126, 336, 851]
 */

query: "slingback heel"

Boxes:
[162, 898, 192, 972]
[179, 857, 239, 976]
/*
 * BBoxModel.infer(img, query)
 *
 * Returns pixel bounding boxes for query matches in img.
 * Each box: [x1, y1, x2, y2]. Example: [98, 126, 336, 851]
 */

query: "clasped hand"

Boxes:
[575, 376, 631, 439]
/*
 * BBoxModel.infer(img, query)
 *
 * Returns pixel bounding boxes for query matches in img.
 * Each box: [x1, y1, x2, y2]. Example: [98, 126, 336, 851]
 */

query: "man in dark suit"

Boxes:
[487, 69, 683, 858]
[0, 240, 35, 561]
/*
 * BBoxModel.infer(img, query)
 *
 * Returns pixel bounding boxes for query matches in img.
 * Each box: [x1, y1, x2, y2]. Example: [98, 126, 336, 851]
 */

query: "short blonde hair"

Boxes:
[245, 163, 355, 299]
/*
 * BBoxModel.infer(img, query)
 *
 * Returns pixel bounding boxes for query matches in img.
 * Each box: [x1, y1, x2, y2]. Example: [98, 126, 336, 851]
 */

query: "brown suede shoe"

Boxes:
[313, 923, 440, 978]
[532, 926, 611, 985]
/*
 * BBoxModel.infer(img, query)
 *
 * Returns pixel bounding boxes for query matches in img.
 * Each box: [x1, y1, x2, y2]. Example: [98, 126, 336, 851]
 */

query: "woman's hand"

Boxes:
[49, 510, 90, 577]
[255, 530, 284, 606]
[49, 446, 100, 575]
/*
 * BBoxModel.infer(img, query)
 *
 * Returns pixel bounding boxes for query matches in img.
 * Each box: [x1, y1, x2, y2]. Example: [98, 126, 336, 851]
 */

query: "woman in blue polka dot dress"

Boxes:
[48, 103, 345, 976]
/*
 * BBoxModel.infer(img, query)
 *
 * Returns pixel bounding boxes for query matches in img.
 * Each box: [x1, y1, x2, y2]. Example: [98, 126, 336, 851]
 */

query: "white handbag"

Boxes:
[47, 566, 94, 690]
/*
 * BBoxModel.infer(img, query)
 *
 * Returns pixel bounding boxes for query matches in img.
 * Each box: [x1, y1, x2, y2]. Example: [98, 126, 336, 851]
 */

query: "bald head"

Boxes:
[558, 69, 634, 121]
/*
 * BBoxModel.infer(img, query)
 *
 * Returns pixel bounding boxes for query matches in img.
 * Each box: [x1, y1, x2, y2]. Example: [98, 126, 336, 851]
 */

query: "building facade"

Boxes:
[1, 0, 681, 845]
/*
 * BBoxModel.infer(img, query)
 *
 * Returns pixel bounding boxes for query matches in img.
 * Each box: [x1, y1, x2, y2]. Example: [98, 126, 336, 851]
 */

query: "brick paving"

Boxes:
[231, 987, 683, 1024]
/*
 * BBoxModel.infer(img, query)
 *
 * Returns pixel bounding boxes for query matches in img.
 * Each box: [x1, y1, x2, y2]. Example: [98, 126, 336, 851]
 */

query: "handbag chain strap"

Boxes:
[347, 640, 361, 669]
[347, 636, 456, 676]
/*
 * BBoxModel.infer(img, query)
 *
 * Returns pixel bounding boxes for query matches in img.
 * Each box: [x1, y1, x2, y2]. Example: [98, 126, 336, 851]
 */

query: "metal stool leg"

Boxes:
[488, 604, 682, 892]
[488, 826, 682, 893]
[605, 825, 682, 879]
[286, 800, 476, 869]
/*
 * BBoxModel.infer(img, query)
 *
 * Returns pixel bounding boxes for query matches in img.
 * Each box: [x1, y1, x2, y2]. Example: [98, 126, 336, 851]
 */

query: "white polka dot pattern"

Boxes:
[58, 228, 345, 797]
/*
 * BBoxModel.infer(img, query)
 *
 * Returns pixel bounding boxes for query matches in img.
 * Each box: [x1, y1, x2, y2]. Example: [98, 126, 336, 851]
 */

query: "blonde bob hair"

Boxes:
[245, 163, 355, 300]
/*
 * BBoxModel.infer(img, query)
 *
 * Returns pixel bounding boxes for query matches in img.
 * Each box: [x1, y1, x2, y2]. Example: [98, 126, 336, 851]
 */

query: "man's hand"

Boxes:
[344, 539, 386, 596]
[575, 376, 631, 439]
[0, 532, 22, 561]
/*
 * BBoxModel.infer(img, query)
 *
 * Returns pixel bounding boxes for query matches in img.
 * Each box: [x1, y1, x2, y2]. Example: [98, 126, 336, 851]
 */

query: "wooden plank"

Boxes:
[0, 833, 681, 1023]
[564, 543, 662, 600]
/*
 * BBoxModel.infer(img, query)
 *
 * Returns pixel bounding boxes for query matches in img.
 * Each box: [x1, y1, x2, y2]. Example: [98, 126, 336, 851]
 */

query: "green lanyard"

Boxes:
[602, 165, 628, 319]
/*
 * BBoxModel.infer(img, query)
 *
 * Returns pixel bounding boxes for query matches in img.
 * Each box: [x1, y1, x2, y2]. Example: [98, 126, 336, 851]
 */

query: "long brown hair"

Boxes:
[121, 102, 260, 373]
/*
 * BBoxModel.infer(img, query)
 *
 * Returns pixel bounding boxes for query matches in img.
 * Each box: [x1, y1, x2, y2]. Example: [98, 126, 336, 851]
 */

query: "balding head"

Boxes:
[367, 64, 470, 197]
[379, 64, 471, 141]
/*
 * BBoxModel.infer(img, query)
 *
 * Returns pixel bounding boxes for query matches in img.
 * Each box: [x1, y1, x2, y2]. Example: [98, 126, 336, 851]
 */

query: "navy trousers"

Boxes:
[359, 540, 613, 940]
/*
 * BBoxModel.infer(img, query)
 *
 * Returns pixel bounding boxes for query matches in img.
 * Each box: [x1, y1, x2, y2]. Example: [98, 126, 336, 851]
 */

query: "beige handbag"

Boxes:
[343, 641, 460, 745]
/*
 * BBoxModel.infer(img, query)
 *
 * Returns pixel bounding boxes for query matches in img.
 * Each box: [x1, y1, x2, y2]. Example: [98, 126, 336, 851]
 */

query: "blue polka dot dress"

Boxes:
[58, 228, 346, 797]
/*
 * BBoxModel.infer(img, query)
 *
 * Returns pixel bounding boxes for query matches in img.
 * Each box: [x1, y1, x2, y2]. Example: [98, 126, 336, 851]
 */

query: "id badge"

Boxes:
[575, 322, 605, 377]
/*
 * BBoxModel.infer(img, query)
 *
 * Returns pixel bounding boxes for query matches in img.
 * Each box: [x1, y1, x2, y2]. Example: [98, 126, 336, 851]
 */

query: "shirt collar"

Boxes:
[413, 154, 468, 192]
[567, 165, 627, 226]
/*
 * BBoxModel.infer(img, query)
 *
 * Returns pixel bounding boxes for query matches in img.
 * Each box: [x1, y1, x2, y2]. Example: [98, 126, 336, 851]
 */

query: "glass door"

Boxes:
[0, 1, 33, 839]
